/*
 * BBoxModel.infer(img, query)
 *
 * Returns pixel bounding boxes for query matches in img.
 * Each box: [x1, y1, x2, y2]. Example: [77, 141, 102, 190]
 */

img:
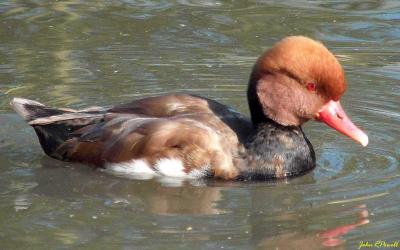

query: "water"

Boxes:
[0, 1, 399, 249]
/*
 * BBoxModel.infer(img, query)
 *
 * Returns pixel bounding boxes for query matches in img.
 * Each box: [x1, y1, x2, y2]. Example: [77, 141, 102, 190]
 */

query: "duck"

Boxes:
[10, 36, 368, 181]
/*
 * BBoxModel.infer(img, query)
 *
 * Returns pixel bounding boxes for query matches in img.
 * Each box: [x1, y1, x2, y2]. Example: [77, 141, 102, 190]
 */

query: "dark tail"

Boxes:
[10, 98, 104, 158]
[10, 98, 70, 122]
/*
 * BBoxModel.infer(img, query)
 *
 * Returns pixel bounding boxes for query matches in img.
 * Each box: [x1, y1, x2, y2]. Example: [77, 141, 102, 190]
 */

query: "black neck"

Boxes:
[236, 120, 316, 180]
[247, 69, 269, 125]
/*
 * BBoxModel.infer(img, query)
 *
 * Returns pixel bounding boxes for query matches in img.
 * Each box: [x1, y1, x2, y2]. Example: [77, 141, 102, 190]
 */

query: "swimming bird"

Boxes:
[10, 36, 368, 180]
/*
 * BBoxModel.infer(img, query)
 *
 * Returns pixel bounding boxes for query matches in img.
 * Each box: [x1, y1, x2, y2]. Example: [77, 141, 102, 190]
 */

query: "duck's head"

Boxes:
[247, 36, 368, 146]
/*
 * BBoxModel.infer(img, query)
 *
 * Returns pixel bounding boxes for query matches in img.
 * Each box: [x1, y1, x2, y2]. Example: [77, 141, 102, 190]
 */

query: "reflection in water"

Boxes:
[31, 159, 370, 248]
[258, 205, 369, 249]
[33, 159, 226, 215]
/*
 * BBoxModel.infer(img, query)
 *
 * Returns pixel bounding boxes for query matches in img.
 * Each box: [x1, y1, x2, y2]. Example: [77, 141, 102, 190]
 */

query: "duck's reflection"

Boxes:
[33, 158, 369, 248]
[34, 158, 227, 215]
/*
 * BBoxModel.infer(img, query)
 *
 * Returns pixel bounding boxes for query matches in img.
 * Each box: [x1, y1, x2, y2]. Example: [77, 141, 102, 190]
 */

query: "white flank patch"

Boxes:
[104, 158, 208, 182]
[105, 159, 156, 180]
[154, 158, 188, 178]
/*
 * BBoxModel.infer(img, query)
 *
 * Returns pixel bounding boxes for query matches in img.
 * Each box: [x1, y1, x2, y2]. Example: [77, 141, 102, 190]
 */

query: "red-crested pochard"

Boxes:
[11, 36, 368, 180]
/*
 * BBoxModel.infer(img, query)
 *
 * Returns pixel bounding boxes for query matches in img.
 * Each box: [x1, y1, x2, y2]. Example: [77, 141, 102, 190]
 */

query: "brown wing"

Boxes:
[57, 114, 237, 179]
[54, 94, 252, 179]
[110, 94, 253, 141]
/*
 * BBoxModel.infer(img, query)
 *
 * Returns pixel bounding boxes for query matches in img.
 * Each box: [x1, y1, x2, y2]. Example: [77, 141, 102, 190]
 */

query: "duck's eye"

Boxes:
[306, 82, 317, 92]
